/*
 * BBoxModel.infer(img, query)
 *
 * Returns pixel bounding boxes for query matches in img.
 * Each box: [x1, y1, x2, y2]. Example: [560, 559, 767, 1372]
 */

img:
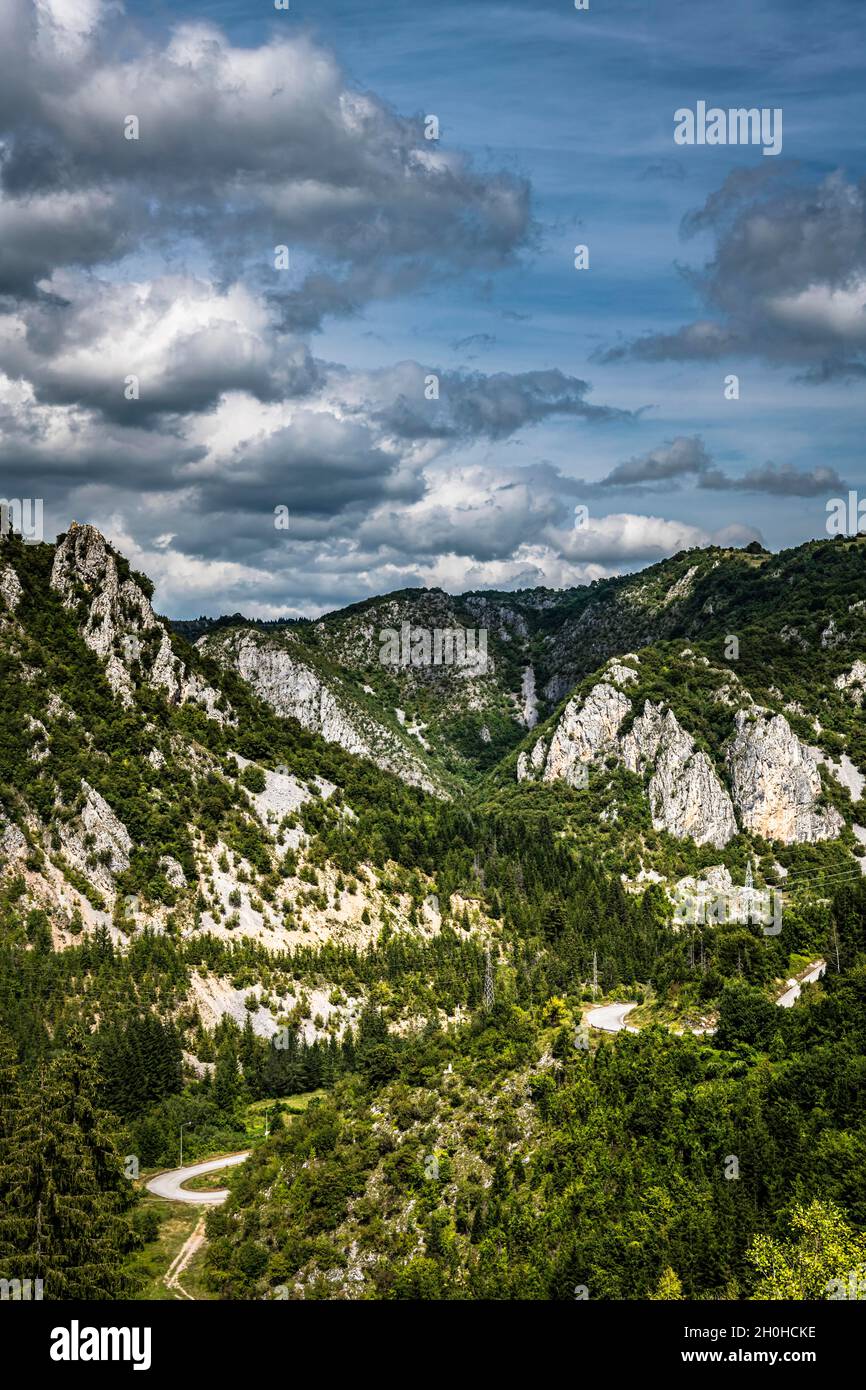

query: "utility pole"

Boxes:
[180, 1122, 188, 1167]
[591, 950, 599, 999]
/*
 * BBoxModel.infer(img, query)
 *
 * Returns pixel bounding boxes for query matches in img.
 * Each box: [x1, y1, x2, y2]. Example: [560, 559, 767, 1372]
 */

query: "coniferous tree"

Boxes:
[0, 1029, 136, 1299]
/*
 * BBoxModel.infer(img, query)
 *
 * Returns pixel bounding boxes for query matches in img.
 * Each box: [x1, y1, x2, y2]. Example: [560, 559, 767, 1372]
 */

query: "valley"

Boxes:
[1, 523, 866, 1300]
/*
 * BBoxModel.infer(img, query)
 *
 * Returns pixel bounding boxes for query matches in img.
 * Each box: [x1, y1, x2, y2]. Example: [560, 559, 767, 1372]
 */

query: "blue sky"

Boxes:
[1, 0, 864, 613]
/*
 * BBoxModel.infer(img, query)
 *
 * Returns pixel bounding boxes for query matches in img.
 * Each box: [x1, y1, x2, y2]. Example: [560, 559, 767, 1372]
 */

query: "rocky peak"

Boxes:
[621, 701, 737, 849]
[517, 661, 848, 852]
[50, 523, 228, 721]
[542, 681, 632, 787]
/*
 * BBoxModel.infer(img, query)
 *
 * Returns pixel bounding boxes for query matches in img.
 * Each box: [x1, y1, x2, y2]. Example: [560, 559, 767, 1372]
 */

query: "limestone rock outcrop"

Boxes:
[727, 709, 843, 845]
[50, 523, 228, 721]
[621, 702, 737, 849]
[201, 628, 443, 796]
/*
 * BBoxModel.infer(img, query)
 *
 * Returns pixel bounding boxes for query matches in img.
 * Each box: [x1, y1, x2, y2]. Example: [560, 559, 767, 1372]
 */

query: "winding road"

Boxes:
[145, 1151, 251, 1206]
[584, 1002, 640, 1034]
[144, 1152, 251, 1300]
[586, 959, 827, 1035]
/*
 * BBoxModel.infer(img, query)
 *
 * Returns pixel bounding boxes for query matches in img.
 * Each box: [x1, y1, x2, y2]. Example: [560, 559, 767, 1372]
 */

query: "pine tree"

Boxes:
[0, 1029, 136, 1298]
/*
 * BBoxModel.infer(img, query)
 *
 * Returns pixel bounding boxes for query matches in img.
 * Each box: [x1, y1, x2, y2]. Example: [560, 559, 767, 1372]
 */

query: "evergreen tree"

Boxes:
[0, 1029, 136, 1298]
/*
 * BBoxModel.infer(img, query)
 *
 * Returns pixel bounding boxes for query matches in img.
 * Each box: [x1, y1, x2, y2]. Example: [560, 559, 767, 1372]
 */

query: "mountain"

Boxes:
[2, 520, 866, 1302]
[3, 519, 865, 970]
[175, 534, 866, 882]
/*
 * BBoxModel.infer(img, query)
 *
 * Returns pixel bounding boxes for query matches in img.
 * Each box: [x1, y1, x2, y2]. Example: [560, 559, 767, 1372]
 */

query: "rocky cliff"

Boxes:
[51, 523, 228, 721]
[518, 660, 852, 850]
[198, 626, 445, 796]
[727, 708, 844, 845]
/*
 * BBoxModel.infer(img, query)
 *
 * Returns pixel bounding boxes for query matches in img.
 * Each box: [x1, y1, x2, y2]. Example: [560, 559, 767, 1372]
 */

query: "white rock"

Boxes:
[0, 563, 22, 612]
[834, 659, 866, 706]
[204, 629, 441, 795]
[159, 855, 187, 889]
[622, 702, 737, 848]
[520, 667, 539, 729]
[544, 682, 632, 786]
[728, 709, 844, 844]
[51, 524, 228, 721]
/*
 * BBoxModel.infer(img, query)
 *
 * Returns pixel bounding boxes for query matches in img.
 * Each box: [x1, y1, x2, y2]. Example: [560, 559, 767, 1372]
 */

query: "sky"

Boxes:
[0, 0, 864, 617]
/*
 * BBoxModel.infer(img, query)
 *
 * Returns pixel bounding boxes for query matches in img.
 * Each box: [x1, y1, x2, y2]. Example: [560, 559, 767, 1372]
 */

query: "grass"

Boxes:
[181, 1168, 233, 1192]
[245, 1089, 326, 1138]
[128, 1197, 203, 1301]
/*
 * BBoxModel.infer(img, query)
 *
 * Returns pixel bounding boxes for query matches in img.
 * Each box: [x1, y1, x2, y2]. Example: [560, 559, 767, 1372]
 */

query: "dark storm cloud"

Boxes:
[601, 435, 711, 486]
[377, 368, 628, 442]
[191, 410, 418, 519]
[699, 461, 847, 496]
[0, 271, 323, 422]
[600, 168, 866, 378]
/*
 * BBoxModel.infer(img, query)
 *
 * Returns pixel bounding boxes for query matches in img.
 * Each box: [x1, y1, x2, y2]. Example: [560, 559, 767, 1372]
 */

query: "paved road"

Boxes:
[585, 1002, 640, 1033]
[145, 1151, 251, 1205]
[587, 959, 827, 1034]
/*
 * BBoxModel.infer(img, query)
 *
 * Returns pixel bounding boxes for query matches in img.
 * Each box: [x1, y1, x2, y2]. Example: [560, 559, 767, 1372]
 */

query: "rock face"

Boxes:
[518, 664, 845, 850]
[727, 709, 843, 845]
[201, 628, 443, 796]
[543, 682, 632, 787]
[0, 562, 22, 614]
[50, 523, 228, 720]
[518, 666, 736, 850]
[621, 702, 737, 849]
[0, 814, 27, 860]
[835, 659, 866, 706]
[59, 781, 133, 896]
[520, 667, 539, 729]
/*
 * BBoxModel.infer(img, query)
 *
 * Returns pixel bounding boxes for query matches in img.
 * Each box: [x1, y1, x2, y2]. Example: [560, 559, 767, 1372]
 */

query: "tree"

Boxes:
[0, 1029, 137, 1298]
[748, 1200, 866, 1300]
[649, 1267, 684, 1300]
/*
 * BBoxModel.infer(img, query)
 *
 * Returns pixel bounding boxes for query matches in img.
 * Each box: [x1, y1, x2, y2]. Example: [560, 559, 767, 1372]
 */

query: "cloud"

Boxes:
[599, 435, 847, 497]
[0, 8, 531, 316]
[600, 169, 866, 379]
[0, 272, 319, 422]
[699, 461, 847, 496]
[601, 435, 711, 486]
[372, 366, 628, 441]
[550, 511, 751, 565]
